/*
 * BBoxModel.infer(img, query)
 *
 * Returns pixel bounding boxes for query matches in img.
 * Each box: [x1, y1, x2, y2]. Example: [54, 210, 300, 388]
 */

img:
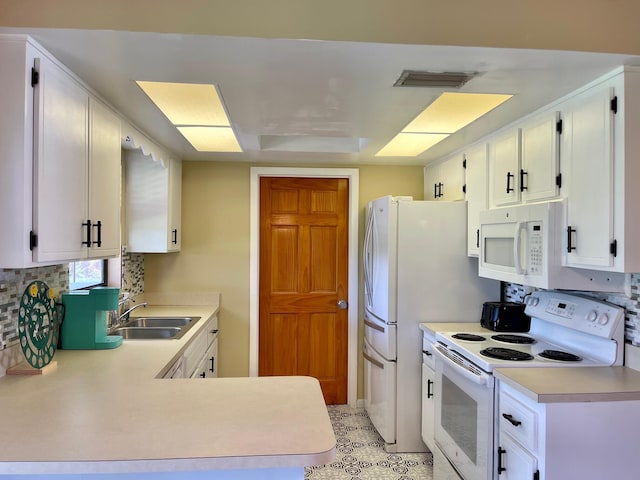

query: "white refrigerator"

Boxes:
[362, 195, 499, 453]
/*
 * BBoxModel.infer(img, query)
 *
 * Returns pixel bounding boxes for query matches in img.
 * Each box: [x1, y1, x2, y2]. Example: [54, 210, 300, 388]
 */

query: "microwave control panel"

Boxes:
[527, 222, 543, 274]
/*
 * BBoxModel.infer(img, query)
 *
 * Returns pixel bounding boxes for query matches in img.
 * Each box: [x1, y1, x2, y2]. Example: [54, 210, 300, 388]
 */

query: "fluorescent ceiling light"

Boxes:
[404, 92, 513, 133]
[177, 127, 242, 152]
[375, 133, 449, 157]
[136, 81, 242, 152]
[375, 92, 513, 157]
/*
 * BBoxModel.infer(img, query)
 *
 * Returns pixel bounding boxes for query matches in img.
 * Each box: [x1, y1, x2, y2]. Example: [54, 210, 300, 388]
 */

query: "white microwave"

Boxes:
[478, 200, 625, 291]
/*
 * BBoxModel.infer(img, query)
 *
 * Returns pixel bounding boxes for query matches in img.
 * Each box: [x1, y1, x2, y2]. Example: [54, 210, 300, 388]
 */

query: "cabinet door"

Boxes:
[439, 155, 465, 201]
[88, 98, 121, 258]
[465, 143, 488, 256]
[521, 111, 560, 202]
[193, 337, 219, 378]
[33, 55, 89, 262]
[168, 158, 182, 251]
[489, 129, 520, 208]
[498, 435, 538, 480]
[424, 163, 440, 200]
[421, 363, 435, 451]
[563, 85, 615, 268]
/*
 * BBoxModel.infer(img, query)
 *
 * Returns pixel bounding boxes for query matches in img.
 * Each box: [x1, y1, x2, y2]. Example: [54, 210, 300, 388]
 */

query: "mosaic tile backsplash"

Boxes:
[0, 255, 144, 374]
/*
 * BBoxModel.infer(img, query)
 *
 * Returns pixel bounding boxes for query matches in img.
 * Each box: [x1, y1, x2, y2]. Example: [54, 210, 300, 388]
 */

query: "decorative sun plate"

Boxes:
[17, 280, 61, 369]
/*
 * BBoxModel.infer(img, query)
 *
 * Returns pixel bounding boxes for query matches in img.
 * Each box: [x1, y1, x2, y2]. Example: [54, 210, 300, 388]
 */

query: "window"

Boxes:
[69, 259, 107, 290]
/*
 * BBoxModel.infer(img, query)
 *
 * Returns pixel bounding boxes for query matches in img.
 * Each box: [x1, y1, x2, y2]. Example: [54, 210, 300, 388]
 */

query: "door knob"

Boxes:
[337, 299, 348, 309]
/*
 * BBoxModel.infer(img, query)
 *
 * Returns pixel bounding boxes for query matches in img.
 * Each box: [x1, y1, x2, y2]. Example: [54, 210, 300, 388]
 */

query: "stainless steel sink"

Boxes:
[110, 326, 182, 340]
[109, 316, 201, 340]
[126, 317, 197, 328]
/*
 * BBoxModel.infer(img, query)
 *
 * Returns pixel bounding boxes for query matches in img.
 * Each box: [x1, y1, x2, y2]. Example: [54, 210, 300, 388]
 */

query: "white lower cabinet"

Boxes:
[497, 379, 640, 480]
[182, 315, 219, 379]
[420, 363, 435, 451]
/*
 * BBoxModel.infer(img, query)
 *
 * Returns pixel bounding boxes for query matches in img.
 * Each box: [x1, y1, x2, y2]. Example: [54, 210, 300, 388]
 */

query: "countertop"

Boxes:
[494, 366, 640, 403]
[0, 294, 336, 475]
[419, 321, 640, 404]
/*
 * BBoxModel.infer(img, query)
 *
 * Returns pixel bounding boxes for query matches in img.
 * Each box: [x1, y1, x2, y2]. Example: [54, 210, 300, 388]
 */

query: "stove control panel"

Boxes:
[525, 291, 624, 338]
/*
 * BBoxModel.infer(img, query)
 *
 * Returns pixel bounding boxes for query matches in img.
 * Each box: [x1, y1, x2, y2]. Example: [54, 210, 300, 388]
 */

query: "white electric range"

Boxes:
[431, 290, 625, 480]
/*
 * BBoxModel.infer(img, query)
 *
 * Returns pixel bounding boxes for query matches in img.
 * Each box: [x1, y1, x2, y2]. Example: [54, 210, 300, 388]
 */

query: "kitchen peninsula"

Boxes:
[0, 295, 336, 478]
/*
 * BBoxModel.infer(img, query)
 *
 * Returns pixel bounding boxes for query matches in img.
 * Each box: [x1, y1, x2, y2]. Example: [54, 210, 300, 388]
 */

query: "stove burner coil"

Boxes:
[539, 349, 582, 362]
[480, 347, 534, 361]
[451, 333, 486, 342]
[491, 334, 536, 345]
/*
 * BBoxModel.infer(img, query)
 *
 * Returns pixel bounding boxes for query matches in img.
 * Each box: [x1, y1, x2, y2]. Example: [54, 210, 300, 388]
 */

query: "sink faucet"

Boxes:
[118, 302, 148, 324]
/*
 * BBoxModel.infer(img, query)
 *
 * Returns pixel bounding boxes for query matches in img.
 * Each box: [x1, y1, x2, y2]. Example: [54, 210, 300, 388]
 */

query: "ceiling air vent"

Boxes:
[393, 70, 477, 88]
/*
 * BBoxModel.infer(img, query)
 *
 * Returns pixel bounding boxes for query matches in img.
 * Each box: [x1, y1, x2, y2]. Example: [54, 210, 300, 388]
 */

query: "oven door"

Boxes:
[434, 345, 494, 480]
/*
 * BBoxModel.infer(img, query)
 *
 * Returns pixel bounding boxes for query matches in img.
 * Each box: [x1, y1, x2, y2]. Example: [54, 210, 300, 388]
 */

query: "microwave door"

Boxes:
[514, 221, 527, 275]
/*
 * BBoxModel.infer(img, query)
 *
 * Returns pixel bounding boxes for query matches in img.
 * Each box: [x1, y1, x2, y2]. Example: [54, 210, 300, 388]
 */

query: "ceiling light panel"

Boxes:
[375, 133, 449, 157]
[137, 81, 230, 126]
[404, 93, 513, 134]
[177, 126, 242, 152]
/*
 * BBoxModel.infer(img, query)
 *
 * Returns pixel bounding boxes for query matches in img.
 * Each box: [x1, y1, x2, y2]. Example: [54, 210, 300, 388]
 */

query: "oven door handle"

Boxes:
[433, 344, 491, 386]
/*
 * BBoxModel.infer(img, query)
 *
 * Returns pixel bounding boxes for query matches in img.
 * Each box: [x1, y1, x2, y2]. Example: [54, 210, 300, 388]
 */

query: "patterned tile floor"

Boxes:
[305, 405, 433, 480]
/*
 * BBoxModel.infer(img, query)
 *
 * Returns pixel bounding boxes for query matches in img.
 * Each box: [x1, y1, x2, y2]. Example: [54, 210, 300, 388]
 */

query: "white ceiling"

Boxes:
[3, 27, 639, 165]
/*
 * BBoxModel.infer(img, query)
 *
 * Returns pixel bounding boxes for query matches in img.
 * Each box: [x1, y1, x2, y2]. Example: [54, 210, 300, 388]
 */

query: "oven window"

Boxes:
[441, 375, 478, 462]
[484, 237, 514, 267]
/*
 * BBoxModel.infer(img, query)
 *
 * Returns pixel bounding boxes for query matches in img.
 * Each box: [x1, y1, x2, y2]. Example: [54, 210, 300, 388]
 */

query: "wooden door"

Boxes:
[259, 177, 349, 404]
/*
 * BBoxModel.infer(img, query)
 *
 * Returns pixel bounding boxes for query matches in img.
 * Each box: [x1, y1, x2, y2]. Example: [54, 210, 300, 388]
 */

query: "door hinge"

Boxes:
[610, 239, 618, 257]
[31, 67, 39, 87]
[29, 231, 38, 250]
[462, 184, 466, 194]
[611, 96, 618, 114]
[555, 173, 562, 189]
[556, 118, 563, 134]
[463, 158, 467, 169]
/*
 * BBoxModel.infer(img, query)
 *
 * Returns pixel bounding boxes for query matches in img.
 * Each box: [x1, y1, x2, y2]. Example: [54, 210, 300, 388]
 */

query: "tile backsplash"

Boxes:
[0, 255, 144, 374]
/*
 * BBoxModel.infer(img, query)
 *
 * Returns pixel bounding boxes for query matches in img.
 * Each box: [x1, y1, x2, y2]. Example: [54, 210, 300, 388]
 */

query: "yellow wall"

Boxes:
[3, 0, 640, 55]
[144, 162, 424, 397]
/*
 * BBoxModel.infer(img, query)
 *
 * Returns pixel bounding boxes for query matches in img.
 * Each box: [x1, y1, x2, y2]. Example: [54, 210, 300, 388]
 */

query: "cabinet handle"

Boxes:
[567, 226, 577, 253]
[199, 371, 206, 378]
[427, 379, 434, 399]
[476, 228, 480, 249]
[497, 446, 506, 474]
[209, 356, 215, 373]
[520, 169, 528, 192]
[82, 220, 92, 246]
[433, 183, 438, 198]
[502, 413, 522, 427]
[211, 329, 219, 334]
[172, 229, 178, 245]
[506, 172, 514, 193]
[438, 182, 443, 198]
[422, 349, 432, 357]
[92, 220, 102, 247]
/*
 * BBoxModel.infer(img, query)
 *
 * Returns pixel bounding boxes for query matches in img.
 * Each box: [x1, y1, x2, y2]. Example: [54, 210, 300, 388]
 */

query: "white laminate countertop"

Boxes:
[0, 294, 336, 475]
[419, 321, 488, 337]
[494, 366, 640, 403]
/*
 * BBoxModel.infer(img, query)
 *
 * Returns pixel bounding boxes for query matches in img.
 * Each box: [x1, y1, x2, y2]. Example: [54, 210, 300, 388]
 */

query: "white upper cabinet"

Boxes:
[464, 143, 489, 257]
[520, 110, 561, 203]
[561, 67, 640, 272]
[32, 55, 121, 262]
[88, 98, 122, 257]
[32, 53, 89, 262]
[424, 154, 465, 201]
[488, 129, 521, 208]
[0, 35, 121, 267]
[125, 150, 182, 253]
